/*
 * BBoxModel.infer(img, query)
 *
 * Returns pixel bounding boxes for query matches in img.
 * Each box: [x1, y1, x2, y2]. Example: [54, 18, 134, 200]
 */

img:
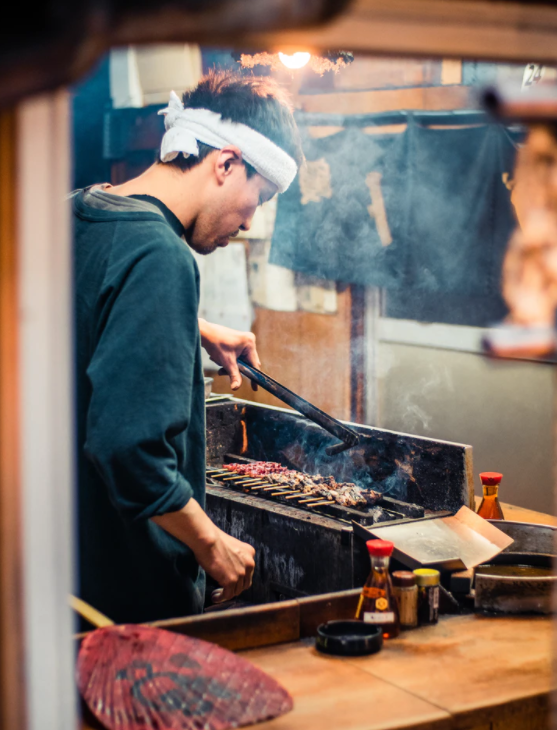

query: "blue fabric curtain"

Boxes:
[270, 119, 517, 296]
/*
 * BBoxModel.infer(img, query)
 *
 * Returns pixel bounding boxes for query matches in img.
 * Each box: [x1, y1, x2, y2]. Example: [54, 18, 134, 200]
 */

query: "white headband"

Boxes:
[158, 91, 298, 193]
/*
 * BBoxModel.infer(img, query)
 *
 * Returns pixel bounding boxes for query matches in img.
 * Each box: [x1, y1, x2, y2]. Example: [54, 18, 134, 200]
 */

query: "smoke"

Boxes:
[392, 362, 454, 435]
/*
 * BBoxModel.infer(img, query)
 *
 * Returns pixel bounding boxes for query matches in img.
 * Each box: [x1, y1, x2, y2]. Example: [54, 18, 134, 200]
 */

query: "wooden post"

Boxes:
[17, 92, 77, 730]
[0, 108, 26, 729]
[350, 284, 366, 424]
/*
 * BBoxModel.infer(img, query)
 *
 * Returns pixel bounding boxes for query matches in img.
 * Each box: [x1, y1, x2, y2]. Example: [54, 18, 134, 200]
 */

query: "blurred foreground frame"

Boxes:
[8, 0, 557, 106]
[482, 85, 557, 361]
[0, 0, 351, 107]
[5, 1, 557, 730]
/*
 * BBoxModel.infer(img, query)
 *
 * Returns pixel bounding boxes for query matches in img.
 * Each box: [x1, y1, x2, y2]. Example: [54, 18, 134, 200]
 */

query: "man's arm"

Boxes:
[152, 500, 255, 603]
[199, 318, 260, 390]
[85, 237, 256, 603]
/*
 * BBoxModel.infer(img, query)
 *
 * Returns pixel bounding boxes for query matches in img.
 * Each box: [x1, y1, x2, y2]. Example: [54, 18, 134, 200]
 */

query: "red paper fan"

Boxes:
[77, 624, 293, 730]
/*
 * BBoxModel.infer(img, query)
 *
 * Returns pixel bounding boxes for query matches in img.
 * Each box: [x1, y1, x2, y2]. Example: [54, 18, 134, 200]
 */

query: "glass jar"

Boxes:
[392, 571, 418, 629]
[414, 568, 440, 626]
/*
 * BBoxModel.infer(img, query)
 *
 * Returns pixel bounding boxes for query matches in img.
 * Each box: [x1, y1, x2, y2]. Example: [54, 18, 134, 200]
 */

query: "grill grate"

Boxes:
[207, 457, 424, 527]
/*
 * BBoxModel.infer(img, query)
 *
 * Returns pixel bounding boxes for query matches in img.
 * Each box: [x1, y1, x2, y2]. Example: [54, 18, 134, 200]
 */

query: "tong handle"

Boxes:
[237, 359, 360, 455]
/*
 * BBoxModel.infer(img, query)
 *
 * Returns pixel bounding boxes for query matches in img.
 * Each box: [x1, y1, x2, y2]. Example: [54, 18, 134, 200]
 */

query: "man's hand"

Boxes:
[152, 499, 255, 603]
[198, 318, 260, 391]
[197, 530, 256, 603]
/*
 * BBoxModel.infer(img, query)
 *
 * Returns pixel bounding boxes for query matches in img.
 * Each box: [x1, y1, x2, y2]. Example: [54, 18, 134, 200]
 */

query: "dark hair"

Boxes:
[158, 70, 303, 177]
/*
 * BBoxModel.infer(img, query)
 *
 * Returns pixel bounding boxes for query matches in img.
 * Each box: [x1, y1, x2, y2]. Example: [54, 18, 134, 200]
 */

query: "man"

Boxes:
[73, 71, 303, 623]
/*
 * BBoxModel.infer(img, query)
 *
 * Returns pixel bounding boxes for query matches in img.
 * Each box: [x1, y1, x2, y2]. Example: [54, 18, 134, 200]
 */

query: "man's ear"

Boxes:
[214, 146, 244, 185]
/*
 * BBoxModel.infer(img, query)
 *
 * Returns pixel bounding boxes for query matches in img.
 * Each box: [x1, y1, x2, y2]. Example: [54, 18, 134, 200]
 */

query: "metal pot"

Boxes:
[474, 521, 557, 614]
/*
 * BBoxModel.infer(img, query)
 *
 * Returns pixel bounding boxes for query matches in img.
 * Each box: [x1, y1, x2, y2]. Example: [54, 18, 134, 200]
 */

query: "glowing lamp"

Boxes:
[278, 52, 311, 70]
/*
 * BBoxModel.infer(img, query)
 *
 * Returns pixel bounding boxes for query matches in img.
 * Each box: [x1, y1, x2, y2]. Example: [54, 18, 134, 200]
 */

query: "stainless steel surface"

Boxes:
[489, 520, 557, 554]
[475, 522, 557, 614]
[204, 377, 214, 399]
[360, 507, 514, 571]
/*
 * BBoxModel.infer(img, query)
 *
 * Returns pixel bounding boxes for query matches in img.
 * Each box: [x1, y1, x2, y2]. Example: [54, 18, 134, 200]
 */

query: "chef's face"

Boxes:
[187, 149, 277, 255]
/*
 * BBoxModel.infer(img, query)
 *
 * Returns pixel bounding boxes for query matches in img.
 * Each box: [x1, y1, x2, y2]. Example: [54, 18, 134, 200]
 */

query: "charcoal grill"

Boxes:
[205, 397, 474, 604]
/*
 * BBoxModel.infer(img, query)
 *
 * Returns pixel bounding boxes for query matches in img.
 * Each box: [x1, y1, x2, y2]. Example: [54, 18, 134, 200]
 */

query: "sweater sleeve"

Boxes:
[84, 230, 200, 522]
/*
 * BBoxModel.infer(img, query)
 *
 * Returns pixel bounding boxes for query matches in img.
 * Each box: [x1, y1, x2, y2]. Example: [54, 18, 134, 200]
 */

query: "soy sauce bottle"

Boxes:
[355, 539, 400, 639]
[477, 472, 504, 520]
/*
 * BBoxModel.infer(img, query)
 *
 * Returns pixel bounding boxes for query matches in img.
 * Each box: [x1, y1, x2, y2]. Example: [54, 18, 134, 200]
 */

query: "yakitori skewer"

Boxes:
[297, 496, 331, 504]
[237, 478, 270, 485]
[304, 500, 332, 507]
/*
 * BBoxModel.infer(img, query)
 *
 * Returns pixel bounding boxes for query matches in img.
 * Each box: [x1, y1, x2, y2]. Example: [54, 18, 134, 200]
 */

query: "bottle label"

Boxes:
[362, 586, 385, 600]
[431, 586, 439, 610]
[364, 612, 395, 624]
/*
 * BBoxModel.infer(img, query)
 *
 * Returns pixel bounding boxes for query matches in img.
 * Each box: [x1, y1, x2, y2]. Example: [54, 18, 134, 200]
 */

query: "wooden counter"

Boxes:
[475, 497, 557, 528]
[82, 504, 555, 730]
[238, 504, 555, 730]
[241, 613, 552, 730]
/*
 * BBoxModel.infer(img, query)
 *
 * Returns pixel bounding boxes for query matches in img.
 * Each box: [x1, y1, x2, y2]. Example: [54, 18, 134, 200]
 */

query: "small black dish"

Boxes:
[316, 620, 383, 657]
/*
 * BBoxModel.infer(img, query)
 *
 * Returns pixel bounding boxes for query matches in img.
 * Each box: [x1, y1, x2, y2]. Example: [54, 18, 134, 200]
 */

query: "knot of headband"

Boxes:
[158, 91, 298, 193]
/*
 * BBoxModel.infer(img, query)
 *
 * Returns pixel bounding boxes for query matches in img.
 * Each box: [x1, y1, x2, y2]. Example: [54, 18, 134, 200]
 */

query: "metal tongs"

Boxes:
[237, 359, 371, 456]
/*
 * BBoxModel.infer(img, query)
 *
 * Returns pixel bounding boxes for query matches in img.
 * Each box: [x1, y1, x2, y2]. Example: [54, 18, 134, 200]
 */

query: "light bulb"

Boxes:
[278, 52, 311, 70]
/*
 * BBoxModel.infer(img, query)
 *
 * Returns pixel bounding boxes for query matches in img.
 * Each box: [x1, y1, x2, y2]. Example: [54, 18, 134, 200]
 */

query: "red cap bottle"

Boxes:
[477, 472, 504, 520]
[357, 540, 400, 639]
[366, 539, 394, 557]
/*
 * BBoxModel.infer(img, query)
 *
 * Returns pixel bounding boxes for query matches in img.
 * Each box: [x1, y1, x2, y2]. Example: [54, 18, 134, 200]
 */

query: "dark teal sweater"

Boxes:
[73, 188, 206, 624]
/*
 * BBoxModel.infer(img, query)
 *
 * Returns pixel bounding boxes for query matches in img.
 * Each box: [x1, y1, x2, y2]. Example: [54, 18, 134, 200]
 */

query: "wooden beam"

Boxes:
[230, 0, 557, 66]
[0, 108, 26, 730]
[299, 85, 471, 115]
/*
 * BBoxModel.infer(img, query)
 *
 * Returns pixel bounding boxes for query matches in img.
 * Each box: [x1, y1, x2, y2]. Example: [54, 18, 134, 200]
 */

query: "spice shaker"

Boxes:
[413, 568, 440, 626]
[392, 571, 418, 629]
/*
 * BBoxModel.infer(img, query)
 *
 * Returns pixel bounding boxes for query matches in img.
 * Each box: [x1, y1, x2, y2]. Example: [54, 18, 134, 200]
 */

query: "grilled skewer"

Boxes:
[221, 461, 383, 510]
